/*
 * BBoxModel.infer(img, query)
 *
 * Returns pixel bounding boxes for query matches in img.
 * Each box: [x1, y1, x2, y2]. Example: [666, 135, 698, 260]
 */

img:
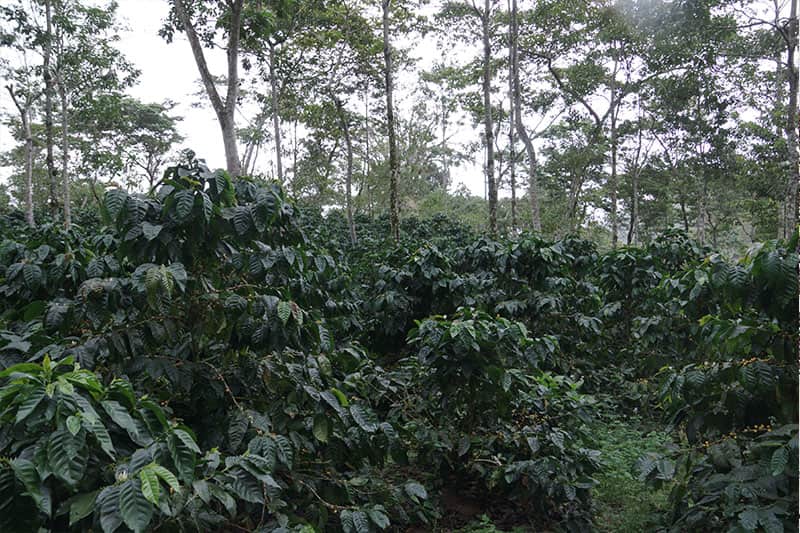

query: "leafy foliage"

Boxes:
[0, 156, 796, 531]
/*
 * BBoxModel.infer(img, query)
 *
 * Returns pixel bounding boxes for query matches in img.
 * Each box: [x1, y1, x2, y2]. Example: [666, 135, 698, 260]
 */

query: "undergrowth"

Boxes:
[592, 412, 673, 532]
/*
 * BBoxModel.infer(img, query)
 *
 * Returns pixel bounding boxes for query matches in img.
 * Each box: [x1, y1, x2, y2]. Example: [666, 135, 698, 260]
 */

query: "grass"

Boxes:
[454, 515, 528, 533]
[591, 413, 673, 532]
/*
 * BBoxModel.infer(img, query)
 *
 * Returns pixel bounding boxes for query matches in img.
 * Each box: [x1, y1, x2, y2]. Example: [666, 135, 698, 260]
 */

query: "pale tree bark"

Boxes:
[609, 58, 620, 247]
[697, 149, 708, 245]
[58, 77, 70, 228]
[268, 43, 284, 183]
[382, 0, 399, 241]
[506, 0, 516, 231]
[508, 104, 517, 230]
[440, 94, 450, 188]
[511, 0, 540, 231]
[241, 113, 268, 176]
[785, 0, 799, 240]
[626, 121, 647, 245]
[44, 0, 58, 218]
[627, 166, 639, 245]
[364, 91, 372, 215]
[6, 86, 36, 227]
[774, 1, 788, 238]
[336, 99, 357, 244]
[56, 11, 70, 229]
[174, 0, 242, 176]
[479, 0, 497, 235]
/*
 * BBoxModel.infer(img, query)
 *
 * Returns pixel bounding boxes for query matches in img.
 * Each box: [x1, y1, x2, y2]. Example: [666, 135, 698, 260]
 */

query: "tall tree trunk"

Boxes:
[610, 114, 618, 246]
[174, 0, 242, 176]
[441, 94, 450, 188]
[609, 58, 619, 247]
[364, 91, 371, 214]
[568, 173, 581, 233]
[23, 105, 35, 227]
[44, 0, 58, 218]
[6, 86, 35, 226]
[58, 78, 70, 228]
[481, 0, 497, 235]
[337, 101, 357, 244]
[293, 119, 298, 181]
[627, 124, 643, 245]
[507, 0, 516, 231]
[627, 169, 639, 245]
[510, 0, 540, 231]
[509, 113, 517, 230]
[775, 5, 787, 239]
[269, 43, 284, 183]
[786, 0, 799, 240]
[698, 170, 707, 244]
[56, 5, 70, 229]
[382, 0, 399, 241]
[679, 193, 689, 233]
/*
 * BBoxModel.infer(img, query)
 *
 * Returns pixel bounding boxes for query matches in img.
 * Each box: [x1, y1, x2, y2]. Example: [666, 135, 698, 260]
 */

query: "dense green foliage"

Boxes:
[0, 159, 797, 531]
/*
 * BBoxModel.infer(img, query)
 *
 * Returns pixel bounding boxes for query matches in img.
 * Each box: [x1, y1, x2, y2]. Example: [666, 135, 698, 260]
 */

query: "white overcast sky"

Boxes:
[1, 0, 786, 201]
[0, 0, 486, 196]
[114, 0, 487, 196]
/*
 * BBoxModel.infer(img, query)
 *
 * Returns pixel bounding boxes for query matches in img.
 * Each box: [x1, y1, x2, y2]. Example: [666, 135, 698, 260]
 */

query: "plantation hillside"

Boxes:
[0, 159, 797, 532]
[2, 0, 799, 529]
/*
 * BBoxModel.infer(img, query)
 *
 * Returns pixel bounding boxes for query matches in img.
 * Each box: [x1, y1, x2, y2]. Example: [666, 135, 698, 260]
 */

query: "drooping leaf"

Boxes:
[12, 458, 50, 516]
[174, 190, 195, 222]
[277, 300, 291, 324]
[139, 467, 160, 505]
[350, 404, 379, 433]
[149, 464, 180, 493]
[770, 447, 789, 476]
[367, 507, 391, 529]
[118, 479, 153, 533]
[16, 388, 46, 423]
[313, 414, 330, 443]
[68, 490, 99, 526]
[404, 481, 427, 502]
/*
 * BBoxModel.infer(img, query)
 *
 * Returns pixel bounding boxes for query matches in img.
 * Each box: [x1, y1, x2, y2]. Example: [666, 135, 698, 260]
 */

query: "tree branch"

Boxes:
[174, 0, 225, 116]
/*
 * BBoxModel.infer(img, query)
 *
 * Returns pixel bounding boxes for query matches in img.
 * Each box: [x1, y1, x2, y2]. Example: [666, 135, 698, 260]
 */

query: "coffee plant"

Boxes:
[1, 156, 796, 531]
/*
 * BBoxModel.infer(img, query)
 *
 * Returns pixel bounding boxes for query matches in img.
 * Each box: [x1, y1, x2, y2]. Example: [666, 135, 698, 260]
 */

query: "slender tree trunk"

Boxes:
[679, 193, 689, 233]
[509, 116, 517, 230]
[627, 125, 644, 245]
[59, 79, 70, 228]
[44, 0, 58, 218]
[382, 0, 399, 241]
[174, 0, 242, 176]
[23, 105, 35, 227]
[56, 0, 70, 228]
[775, 9, 787, 239]
[251, 143, 261, 175]
[7, 87, 35, 226]
[366, 92, 374, 216]
[507, 0, 516, 231]
[481, 0, 497, 235]
[337, 101, 357, 244]
[786, 0, 799, 239]
[441, 94, 450, 188]
[269, 43, 284, 183]
[293, 119, 298, 181]
[610, 106, 618, 247]
[510, 0, 540, 231]
[627, 169, 639, 245]
[569, 173, 581, 233]
[698, 170, 707, 244]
